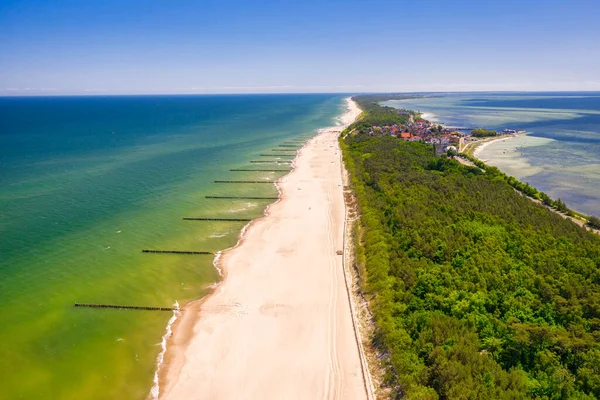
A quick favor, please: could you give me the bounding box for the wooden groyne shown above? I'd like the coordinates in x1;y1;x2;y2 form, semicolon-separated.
271;149;296;151
183;217;252;222
278;145;300;148
142;250;213;255
205;196;279;200
259;154;294;157
74;303;176;311
214;180;278;183
230;169;289;172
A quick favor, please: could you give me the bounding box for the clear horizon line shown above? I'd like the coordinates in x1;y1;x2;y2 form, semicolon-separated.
2;89;600;98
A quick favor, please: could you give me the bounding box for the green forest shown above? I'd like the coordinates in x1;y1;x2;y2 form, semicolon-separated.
349;95;419;133
472;128;498;137
341;135;600;399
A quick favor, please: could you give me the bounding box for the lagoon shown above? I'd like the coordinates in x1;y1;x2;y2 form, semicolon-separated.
384;92;600;216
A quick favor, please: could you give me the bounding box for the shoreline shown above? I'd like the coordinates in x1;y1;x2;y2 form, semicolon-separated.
464;132;524;158
420;111;436;122
153;143;296;399
463;135;600;236
154;98;365;399
472;134;518;159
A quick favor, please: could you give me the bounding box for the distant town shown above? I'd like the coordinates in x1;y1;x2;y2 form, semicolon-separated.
358;108;524;155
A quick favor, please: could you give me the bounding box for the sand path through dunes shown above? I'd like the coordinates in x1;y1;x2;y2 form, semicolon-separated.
160;105;368;400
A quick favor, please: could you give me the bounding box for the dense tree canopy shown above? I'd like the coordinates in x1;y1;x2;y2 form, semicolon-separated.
342;135;600;399
588;216;600;230
348;95;420;133
472;128;498;137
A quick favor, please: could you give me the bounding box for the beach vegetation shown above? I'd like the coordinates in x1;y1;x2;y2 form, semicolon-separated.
555;198;569;213
587;216;600;230
347;95;420;134
342;134;600;399
472;128;498;137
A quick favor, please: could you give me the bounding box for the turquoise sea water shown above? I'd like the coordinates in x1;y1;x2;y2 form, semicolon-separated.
0;94;346;399
384;93;600;216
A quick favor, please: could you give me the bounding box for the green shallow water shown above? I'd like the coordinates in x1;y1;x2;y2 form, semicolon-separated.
0;94;346;399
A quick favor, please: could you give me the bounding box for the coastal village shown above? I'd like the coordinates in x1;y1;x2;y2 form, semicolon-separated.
359;108;523;155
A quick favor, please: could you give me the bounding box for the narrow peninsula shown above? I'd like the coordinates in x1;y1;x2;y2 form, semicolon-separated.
340;95;600;399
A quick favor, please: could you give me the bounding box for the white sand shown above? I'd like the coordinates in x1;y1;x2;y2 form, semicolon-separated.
159;99;368;400
472;136;517;159
420;112;437;122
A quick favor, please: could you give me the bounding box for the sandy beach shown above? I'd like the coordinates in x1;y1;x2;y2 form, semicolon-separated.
158;99;368;400
420;112;437;122
472;135;518;159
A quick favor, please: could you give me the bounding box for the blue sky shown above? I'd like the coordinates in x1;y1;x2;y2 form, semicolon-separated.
1;0;599;95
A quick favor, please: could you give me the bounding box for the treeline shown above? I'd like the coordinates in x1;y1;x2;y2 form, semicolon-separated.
348;95;420;133
457;153;600;229
472;128;498;137
342;135;600;399
589;216;600;230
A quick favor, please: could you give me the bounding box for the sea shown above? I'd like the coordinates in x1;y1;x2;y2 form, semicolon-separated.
383;92;600;217
0;94;347;400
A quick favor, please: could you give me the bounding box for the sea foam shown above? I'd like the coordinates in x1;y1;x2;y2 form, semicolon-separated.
149;301;180;400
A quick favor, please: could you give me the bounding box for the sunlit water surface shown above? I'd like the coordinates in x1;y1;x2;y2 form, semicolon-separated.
0;94;346;399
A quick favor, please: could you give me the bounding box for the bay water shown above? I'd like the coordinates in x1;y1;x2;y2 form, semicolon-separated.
384;92;600;216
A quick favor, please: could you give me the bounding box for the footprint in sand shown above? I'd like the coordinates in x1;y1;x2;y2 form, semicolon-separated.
260;303;293;317
276;247;295;255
